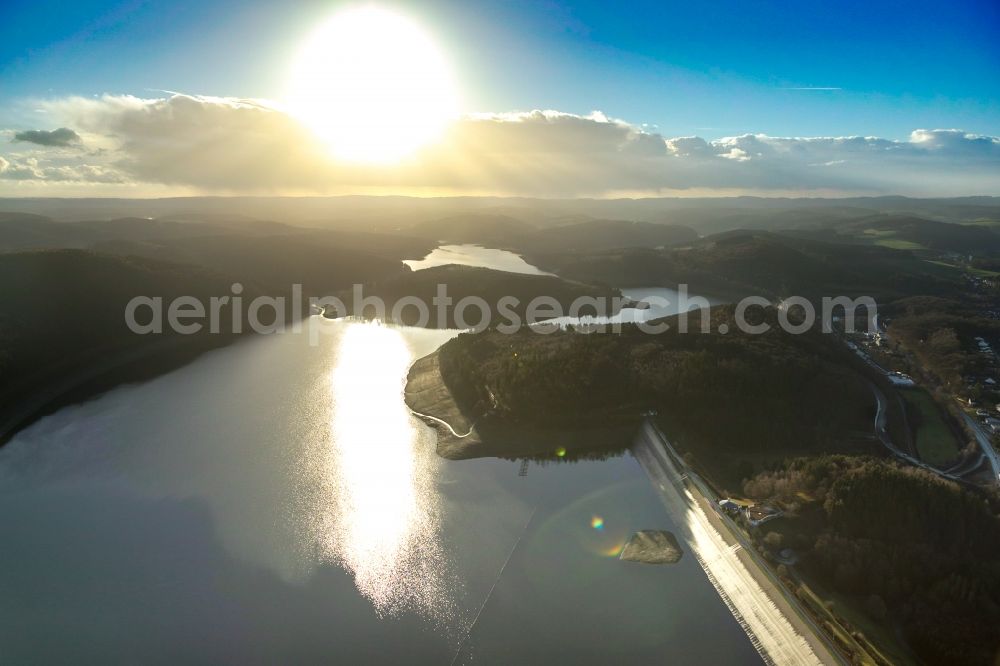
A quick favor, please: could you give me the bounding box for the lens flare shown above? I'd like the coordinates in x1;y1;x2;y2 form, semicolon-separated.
600;542;626;557
591;516;604;530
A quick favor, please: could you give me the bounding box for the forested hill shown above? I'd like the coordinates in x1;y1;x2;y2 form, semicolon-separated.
745;455;1000;665
529;230;962;300
437;305;873;473
337;264;622;328
0;250;262;429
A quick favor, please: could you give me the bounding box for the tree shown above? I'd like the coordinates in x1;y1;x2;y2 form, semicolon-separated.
864;594;887;621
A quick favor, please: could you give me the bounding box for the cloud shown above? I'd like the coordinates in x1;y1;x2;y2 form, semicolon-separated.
909;128;1000;156
0;155;43;180
718;147;751;162
12;127;81;147
0;153;125;183
1;93;997;196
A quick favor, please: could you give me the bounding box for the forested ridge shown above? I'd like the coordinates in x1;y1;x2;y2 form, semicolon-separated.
438;306;872;465
746;456;1000;665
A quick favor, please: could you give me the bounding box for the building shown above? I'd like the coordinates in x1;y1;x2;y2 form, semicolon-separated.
718;499;739;514
888;371;915;387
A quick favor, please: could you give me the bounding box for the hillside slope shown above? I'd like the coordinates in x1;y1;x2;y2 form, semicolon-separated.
0;250;262;438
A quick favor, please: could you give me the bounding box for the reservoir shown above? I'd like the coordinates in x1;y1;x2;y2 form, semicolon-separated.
0;321;761;663
404;244;725;327
0;246;762;663
403;243;555;276
542;286;728;329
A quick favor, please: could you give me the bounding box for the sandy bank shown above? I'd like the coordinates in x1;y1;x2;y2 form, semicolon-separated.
404;351;484;459
404;350;634;461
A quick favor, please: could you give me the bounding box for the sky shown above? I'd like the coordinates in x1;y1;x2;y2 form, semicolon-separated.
0;0;998;197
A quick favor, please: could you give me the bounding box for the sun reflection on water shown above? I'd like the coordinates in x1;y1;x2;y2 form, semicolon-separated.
314;323;460;620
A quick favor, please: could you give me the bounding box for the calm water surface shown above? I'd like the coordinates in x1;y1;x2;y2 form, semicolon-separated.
541;287;727;329
0;247;757;663
403;244;554;275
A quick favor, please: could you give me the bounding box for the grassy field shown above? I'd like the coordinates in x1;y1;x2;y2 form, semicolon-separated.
904;389;962;467
873;238;926;251
861;228;927;251
925;259;1000;278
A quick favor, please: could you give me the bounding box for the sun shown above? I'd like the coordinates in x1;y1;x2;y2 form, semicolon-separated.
286;6;459;163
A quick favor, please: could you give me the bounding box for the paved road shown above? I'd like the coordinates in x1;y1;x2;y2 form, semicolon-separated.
962;413;1000;484
843;326;999;487
632;420;840;666
869;383;966;482
409;410;476;438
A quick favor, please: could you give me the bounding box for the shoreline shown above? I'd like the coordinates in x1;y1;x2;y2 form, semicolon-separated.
0;310;328;447
634;419;844;666
403;351;483;458
403;346;844;663
403;349;634;460
0;332;247;447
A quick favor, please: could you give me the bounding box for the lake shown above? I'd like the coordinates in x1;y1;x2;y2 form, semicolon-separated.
0;246;759;663
0;321;761;663
404;245;726;327
404;243;555;276
540;286;728;330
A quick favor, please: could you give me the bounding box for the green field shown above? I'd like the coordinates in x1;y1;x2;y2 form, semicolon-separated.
924;259;1000;278
873;238;926;251
904;390;962;467
960;219;1000;228
862;228;896;238
860;228;926;251
968;266;1000;278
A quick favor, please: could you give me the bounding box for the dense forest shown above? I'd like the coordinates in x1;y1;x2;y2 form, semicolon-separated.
438;305;873;479
786;214;1000;256
405;213;699;252
0;212;430;296
745;455;1000;665
0;218;431;440
884;296;1000;387
529;230;963;300
0;250;265;438
0;250;256;369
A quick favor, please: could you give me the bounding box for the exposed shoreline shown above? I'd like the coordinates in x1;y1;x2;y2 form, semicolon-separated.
403;351;483;458
403;349;634;460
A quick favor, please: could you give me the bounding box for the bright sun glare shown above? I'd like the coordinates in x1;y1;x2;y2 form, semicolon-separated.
287;6;459;163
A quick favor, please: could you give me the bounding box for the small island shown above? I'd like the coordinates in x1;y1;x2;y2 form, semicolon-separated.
619;530;683;564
